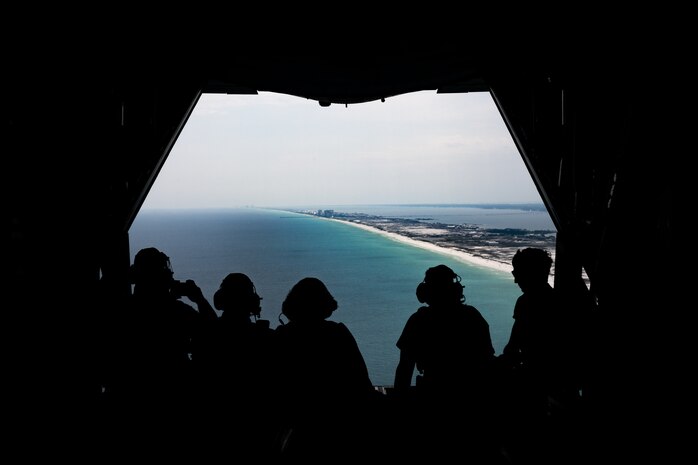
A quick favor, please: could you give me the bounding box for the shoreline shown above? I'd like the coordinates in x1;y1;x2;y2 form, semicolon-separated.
327;217;515;273
281;207;559;277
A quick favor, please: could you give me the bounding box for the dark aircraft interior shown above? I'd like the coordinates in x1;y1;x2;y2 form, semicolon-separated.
6;32;680;461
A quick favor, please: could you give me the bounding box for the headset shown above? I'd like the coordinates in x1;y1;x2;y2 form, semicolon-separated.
416;264;464;304
280;277;337;322
129;247;174;284
213;272;262;318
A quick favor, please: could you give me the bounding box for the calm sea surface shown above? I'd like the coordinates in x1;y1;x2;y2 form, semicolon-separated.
130;205;555;386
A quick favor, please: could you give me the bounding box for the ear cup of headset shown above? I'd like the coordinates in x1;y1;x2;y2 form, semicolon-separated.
214;284;262;314
249;291;262;317
416;281;429;303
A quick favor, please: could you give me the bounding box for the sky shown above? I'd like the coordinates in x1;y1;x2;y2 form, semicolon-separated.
141;90;543;209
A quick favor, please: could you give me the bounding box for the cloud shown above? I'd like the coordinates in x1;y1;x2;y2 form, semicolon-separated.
143;90;541;209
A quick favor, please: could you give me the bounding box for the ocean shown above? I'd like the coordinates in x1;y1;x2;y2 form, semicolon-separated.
129;205;556;386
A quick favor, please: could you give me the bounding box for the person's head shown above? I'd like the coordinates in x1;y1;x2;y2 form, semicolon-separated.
281;277;338;323
214;272;262;319
511;248;553;291
130;247;175;294
416;264;465;306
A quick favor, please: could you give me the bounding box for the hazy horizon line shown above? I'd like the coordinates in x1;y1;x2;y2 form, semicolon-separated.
140;201;547;212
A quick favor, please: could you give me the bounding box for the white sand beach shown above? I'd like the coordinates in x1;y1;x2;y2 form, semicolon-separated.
327;217;514;274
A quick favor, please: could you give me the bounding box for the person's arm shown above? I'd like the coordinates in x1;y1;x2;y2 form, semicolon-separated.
501;316;524;370
501;297;524;361
182;279;218;321
394;312;418;394
394;350;415;393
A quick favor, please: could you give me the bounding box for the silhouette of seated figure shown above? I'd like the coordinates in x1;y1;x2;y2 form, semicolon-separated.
193;272;276;456
272;277;378;459
104;247;216;456
393;264;497;460
196;272;273;398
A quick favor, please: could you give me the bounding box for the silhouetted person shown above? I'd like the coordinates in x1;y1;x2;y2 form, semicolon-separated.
104;247;216;457
498;247;581;464
193;272;276;458
393;264;498;461
273;277;379;460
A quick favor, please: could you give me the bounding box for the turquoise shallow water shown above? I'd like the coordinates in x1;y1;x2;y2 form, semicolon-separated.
130;207;530;386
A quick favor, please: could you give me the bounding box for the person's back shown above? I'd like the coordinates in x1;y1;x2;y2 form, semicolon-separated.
195;273;274;400
403;302;495;396
395;265;495;396
506;281;566;378
272;277;378;459
206;313;274;394
275;318;373;404
193;272;276;459
393;265;497;461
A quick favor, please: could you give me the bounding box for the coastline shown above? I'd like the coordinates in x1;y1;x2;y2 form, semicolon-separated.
327;216;515;273
273;207;558;276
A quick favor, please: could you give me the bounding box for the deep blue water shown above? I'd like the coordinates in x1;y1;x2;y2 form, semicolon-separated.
130;206;552;386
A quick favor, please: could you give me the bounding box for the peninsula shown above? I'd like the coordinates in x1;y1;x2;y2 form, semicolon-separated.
290;209;558;274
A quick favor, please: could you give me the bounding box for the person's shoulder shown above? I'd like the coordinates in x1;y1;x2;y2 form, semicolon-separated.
402;306;430;326
273;322;291;335
256;325;276;340
324;321;361;341
460;303;482;314
515;292;533;307
173;299;199;314
458;303;488;323
253;320;273;331
413;306;431;317
326;320;351;333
